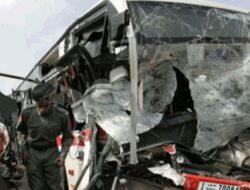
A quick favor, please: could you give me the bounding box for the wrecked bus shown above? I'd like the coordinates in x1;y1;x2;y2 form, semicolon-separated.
13;0;250;189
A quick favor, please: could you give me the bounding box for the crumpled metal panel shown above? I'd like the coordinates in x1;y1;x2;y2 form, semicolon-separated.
72;82;162;145
128;1;250;152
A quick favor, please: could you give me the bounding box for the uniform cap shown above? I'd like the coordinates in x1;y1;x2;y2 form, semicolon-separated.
31;83;55;101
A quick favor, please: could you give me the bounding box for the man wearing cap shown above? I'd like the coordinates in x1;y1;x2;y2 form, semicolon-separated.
17;83;73;190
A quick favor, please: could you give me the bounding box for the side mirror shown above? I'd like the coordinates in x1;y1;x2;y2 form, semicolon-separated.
110;11;130;41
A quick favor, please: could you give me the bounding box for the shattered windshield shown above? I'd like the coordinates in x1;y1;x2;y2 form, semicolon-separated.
128;1;250;43
128;1;250;152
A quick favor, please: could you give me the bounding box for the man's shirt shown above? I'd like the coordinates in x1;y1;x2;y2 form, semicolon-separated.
17;105;73;155
0;130;6;153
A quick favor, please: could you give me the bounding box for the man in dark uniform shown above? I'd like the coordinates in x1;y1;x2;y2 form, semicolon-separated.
17;83;73;190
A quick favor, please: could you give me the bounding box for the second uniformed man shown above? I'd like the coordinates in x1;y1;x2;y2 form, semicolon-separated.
17;83;73;190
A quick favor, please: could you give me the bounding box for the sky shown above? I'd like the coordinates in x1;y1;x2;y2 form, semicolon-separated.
0;0;249;95
0;0;98;95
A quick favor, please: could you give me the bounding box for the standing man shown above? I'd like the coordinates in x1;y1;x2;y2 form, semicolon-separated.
17;83;73;190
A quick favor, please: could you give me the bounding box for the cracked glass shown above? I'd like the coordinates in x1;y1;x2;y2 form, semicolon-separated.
128;1;250;152
71;81;162;145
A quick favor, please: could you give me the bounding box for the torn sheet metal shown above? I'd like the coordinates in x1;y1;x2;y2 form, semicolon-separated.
128;2;250;152
72;81;162;145
148;164;185;186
